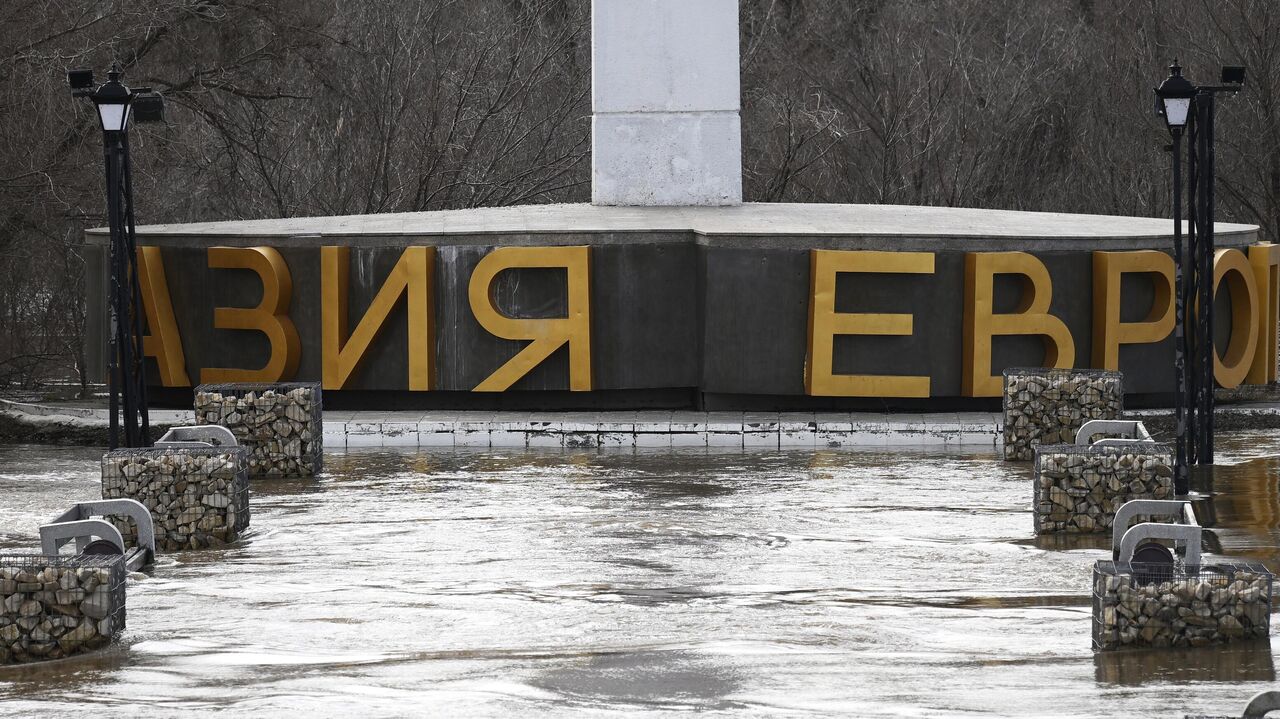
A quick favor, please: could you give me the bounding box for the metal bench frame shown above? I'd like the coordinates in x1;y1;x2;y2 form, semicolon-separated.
39;499;155;572
1111;499;1201;564
154;424;238;448
1246;691;1280;718
1076;419;1154;448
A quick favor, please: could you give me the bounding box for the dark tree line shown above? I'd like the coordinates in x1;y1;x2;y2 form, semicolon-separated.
1;0;1276;389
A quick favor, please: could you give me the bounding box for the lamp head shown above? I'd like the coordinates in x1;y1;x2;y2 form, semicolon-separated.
1154;60;1196;132
90;66;132;133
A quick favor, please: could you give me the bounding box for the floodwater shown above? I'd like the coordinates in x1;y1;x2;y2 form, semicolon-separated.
1;434;1280;717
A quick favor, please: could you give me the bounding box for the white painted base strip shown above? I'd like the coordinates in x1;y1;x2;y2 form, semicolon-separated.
8;400;1278;451
323;411;1004;449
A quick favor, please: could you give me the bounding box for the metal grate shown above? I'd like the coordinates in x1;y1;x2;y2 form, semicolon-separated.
1092;560;1273;651
0;553;126;664
195;382;323;477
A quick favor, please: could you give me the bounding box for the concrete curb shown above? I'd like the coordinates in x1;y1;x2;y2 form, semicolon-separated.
1;402;1001;448
323;410;1004;449
4;400;1278;449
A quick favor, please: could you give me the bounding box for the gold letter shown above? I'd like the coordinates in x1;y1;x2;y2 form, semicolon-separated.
1212;248;1259;389
963;252;1075;397
1091;251;1175;370
200;247;302;384
136;247;190;387
469;246;591;392
321;246;434;391
1248;243;1280;384
805;250;934;397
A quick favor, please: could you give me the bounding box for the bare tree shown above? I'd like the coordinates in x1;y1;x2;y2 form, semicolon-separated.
1;0;1277;389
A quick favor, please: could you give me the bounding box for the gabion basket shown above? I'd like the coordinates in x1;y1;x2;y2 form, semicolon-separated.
1033;442;1173;534
0;553;126;664
195;382;323;477
1092;560;1273;651
1003;367;1124;461
102;446;250;551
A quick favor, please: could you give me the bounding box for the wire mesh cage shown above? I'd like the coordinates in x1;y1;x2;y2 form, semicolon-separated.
0;553;126;664
102;446;250;551
1002;367;1124;461
194;382;323;477
1033;442;1174;534
1092;560;1273;651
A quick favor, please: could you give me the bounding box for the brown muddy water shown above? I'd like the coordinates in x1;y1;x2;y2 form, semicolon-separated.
1;434;1280;717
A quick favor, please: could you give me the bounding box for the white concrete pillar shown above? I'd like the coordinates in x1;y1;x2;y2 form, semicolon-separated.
591;0;742;206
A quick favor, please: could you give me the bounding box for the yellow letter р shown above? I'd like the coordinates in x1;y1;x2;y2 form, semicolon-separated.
1091;250;1175;371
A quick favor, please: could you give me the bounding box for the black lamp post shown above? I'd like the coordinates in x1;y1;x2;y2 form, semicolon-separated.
1154;61;1245;494
69;65;165;449
1155;62;1196;496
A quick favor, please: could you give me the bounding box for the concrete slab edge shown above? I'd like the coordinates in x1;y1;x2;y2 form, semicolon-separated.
322;411;1003;448
7;401;1278;450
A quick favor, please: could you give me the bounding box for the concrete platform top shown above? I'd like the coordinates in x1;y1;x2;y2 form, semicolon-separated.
87;202;1258;249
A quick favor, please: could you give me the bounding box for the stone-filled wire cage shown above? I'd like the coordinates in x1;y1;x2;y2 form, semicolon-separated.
1033;442;1174;534
195;382;323;477
1092;560;1273;651
102;447;251;551
0;553;126;664
1002;367;1124;461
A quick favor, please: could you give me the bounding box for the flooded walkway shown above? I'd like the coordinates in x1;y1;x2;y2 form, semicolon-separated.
1;434;1279;716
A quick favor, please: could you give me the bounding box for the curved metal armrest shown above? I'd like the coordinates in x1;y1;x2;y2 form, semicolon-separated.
155;425;238;448
1118;522;1202;566
42;499;155;557
1111;500;1194;558
39;519;125;556
1076;419;1153;446
1245;690;1280;718
1076;419;1132;445
1091;438;1156;448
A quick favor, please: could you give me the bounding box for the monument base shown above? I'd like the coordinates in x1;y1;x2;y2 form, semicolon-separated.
83;202;1272;412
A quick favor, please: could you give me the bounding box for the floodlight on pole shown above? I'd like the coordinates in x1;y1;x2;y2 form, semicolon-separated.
68;69;95;97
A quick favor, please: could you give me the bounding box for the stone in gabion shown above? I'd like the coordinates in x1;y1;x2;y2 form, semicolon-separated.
1093;563;1272;650
102;448;249;552
0;555;124;664
1034;445;1173;533
1003;368;1123;461
195;383;322;477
